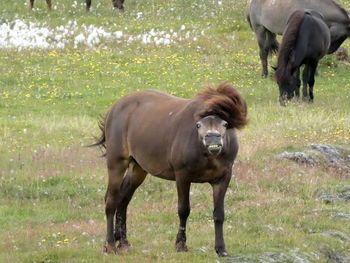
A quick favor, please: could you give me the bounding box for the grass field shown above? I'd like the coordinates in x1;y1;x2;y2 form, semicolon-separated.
1;0;350;262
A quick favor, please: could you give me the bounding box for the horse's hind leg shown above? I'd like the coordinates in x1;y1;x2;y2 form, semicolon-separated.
46;0;52;10
255;26;269;77
104;158;128;254
255;26;278;77
115;159;147;251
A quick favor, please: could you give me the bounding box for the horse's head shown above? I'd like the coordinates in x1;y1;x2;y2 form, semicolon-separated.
196;115;229;156
274;66;298;106
278;81;297;106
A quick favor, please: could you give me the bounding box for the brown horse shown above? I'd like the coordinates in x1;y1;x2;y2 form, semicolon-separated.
91;83;248;256
29;0;124;11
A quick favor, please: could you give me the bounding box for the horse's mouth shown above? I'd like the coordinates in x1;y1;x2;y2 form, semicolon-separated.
207;144;223;155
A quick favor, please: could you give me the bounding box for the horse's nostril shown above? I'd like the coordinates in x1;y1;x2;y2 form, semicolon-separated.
206;132;221;138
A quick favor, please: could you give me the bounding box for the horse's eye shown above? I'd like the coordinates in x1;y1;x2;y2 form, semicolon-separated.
196;123;201;129
223;122;228;128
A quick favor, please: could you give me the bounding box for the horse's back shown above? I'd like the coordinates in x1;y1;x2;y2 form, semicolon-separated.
296;12;330;62
105;90;190;178
249;0;349;34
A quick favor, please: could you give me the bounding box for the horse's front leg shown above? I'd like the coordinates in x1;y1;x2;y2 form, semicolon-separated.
294;68;301;99
211;173;231;257
302;65;310;101
175;178;191;252
307;61;318;103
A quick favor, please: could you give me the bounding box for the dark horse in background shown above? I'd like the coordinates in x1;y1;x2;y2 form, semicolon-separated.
275;10;330;105
91;83;248;256
29;0;125;11
247;0;350;77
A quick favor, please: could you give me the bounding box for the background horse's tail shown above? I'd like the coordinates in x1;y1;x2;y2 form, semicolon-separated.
266;30;279;55
275;10;305;85
246;9;278;56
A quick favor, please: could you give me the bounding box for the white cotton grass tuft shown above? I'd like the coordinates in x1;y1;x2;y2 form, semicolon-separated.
0;20;201;50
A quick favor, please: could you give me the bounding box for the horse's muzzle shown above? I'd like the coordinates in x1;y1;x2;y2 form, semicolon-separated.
204;133;223;155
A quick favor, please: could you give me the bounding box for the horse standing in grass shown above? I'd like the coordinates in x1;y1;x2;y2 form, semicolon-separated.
29;0;52;10
29;0;125;11
247;0;350;77
91;83;248;256
275;10;330;105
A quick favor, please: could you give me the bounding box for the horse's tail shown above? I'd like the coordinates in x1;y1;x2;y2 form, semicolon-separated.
246;9;278;56
246;12;252;30
87;116;107;156
275;10;305;85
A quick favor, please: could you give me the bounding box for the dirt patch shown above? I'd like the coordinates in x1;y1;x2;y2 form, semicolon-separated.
49;219;105;236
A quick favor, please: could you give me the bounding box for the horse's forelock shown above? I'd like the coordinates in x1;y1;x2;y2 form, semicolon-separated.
196;83;248;129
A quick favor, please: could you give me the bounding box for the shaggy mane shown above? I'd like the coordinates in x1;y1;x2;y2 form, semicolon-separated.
275;10;305;86
196;82;248;129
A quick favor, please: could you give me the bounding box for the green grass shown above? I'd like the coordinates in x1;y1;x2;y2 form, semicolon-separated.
1;0;350;262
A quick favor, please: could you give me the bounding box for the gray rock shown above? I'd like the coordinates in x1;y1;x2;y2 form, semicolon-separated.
227;251;314;263
316;186;350;204
277;144;350;173
332;213;350;220
277;152;317;166
322;230;350;243
264;224;286;234
324;248;350;263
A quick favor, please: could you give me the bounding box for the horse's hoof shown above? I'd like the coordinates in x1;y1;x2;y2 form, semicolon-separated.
117;240;131;252
176;241;188;252
103;243;117;254
216;247;229;257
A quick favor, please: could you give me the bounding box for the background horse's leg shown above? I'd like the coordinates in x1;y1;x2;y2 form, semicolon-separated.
46;0;52;10
294;67;301;99
211;173;231;257
29;0;34;9
104;159;128;254
112;0;125;10
254;26;278;77
86;0;91;11
175;178;191;252
307;62;318;103
115;160;147;251
302;65;310;101
255;26;269;77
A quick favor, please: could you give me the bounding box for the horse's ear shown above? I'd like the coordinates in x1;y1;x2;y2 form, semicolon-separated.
271;66;277;71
